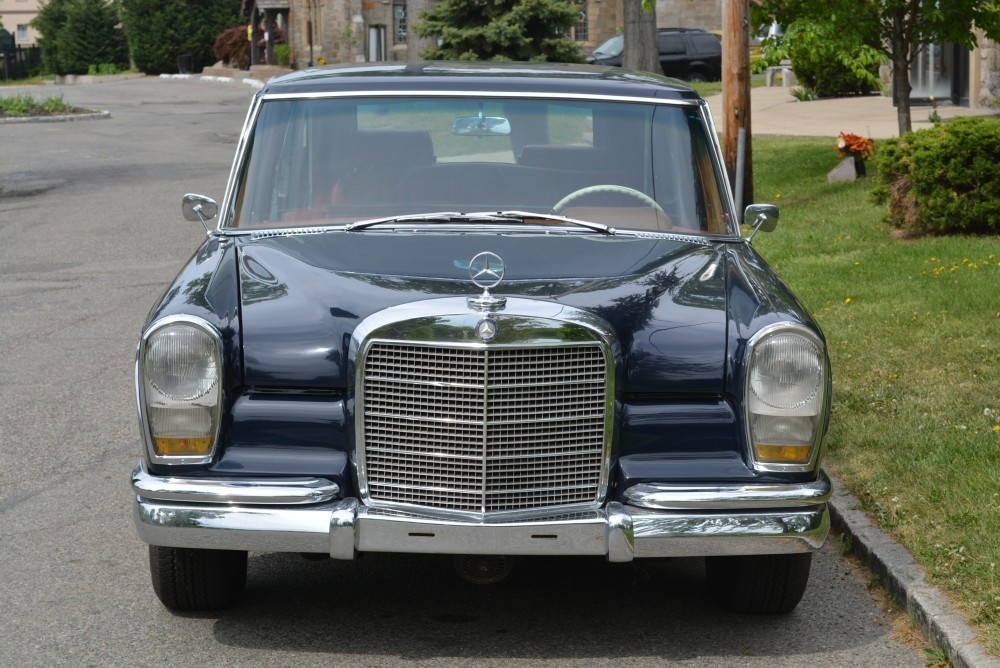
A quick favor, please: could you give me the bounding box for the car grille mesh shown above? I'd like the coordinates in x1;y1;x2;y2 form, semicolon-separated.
362;342;607;514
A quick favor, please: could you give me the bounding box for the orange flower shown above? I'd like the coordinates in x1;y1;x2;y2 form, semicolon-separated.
836;132;876;161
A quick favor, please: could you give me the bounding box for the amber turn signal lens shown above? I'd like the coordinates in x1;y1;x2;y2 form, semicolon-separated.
154;436;213;456
754;443;813;464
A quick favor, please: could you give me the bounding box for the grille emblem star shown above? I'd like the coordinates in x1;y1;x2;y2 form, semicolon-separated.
476;318;498;342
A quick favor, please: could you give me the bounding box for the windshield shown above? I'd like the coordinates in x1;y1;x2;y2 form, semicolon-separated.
591;36;623;57
229;96;731;236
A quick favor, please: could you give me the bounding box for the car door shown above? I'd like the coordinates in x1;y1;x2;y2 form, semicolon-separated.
656;33;688;79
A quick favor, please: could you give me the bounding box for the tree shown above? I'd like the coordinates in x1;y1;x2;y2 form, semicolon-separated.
32;0;127;75
406;0;436;61
32;0;72;74
621;0;658;74
60;0;128;73
753;0;1000;135
414;0;584;62
120;0;241;74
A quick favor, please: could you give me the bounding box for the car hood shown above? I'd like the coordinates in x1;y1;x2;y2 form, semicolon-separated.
237;231;729;394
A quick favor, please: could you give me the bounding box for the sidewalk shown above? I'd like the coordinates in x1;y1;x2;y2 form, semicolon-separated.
707;85;1000;139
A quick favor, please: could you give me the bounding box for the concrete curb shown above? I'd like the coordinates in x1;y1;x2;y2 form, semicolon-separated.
829;476;999;668
0;110;110;124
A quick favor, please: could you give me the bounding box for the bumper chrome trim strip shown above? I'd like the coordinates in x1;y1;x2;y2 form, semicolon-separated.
622;470;832;510
131;462;340;506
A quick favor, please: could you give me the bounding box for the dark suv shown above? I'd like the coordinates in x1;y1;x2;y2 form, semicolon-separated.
586;28;722;82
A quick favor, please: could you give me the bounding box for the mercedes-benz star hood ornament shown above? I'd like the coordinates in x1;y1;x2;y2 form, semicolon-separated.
467;251;507;312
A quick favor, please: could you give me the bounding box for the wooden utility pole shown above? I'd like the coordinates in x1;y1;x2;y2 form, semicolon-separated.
722;0;753;213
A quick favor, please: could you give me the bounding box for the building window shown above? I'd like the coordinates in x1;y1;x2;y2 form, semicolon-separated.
17;25;29;41
572;1;588;42
394;3;407;44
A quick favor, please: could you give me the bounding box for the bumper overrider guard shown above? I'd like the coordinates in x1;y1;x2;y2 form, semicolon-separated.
132;463;831;561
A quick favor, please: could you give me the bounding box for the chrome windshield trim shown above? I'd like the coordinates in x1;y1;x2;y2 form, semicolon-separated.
258;89;703;107
623;470;832;510
131;462;340;505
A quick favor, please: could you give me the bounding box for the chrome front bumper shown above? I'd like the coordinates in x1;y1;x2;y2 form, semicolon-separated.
132;463;831;561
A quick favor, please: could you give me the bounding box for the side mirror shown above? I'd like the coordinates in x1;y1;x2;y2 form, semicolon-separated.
182;194;218;234
743;203;778;242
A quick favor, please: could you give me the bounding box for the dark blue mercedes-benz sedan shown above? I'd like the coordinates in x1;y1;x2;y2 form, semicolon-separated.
131;61;831;614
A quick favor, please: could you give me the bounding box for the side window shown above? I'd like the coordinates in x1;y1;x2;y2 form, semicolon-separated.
657;34;684;55
691;34;721;55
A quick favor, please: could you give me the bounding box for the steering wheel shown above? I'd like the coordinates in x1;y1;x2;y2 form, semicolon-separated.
554;184;665;214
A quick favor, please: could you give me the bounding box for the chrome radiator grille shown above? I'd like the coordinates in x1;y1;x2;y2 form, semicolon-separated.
360;342;608;514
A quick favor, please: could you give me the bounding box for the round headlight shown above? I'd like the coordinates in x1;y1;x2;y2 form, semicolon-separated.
749;333;822;411
146;325;219;402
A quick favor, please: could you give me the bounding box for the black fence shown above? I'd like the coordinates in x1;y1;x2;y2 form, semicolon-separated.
2;45;43;81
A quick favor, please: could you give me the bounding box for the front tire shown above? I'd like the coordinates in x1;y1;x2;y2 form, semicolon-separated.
705;552;812;614
149;546;248;611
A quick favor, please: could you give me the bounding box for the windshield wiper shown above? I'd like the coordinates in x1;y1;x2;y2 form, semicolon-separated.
485;210;616;235
344;211;510;231
344;210;616;235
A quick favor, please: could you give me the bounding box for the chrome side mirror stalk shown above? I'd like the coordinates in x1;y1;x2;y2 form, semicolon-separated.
181;194;219;235
743;203;779;243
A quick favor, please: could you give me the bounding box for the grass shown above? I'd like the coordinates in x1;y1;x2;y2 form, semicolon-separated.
750;136;1000;655
0;94;89;117
689;74;767;98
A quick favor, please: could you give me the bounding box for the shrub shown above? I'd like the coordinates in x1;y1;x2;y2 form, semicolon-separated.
214;25;250;69
273;43;291;68
32;0;127;75
872;117;1000;235
121;0;242;75
757;20;882;98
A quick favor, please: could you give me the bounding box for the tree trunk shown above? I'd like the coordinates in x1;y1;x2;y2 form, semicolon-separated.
407;0;437;61
622;0;659;74
892;7;912;135
722;0;753;212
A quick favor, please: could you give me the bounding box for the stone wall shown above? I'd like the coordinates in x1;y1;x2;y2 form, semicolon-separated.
977;37;999;107
654;0;721;32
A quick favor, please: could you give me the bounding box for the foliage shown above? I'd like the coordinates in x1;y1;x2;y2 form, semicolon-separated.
121;0;242;74
31;0;71;74
872;117;1000;235
87;62;125;75
213;25;250;70
752;135;1000;655
836;132;875;161
790;86;816;101
32;0;127;75
273;43;291;68
415;0;584;63
752;0;1000;134
755;20;881;97
0;94;84;116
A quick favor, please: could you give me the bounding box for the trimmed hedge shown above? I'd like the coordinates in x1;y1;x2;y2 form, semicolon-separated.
873;117;1000;235
32;0;128;75
121;0;241;75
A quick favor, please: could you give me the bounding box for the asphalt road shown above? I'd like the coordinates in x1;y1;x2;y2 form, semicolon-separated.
0;77;926;667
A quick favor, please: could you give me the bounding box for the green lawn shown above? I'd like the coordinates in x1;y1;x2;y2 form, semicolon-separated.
750;136;1000;654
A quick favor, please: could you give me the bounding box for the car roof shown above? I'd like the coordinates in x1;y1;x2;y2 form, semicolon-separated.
259;61;704;102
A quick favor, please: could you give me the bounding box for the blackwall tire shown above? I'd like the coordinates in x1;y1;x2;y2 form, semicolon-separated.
705;552;812;615
148;545;248;611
